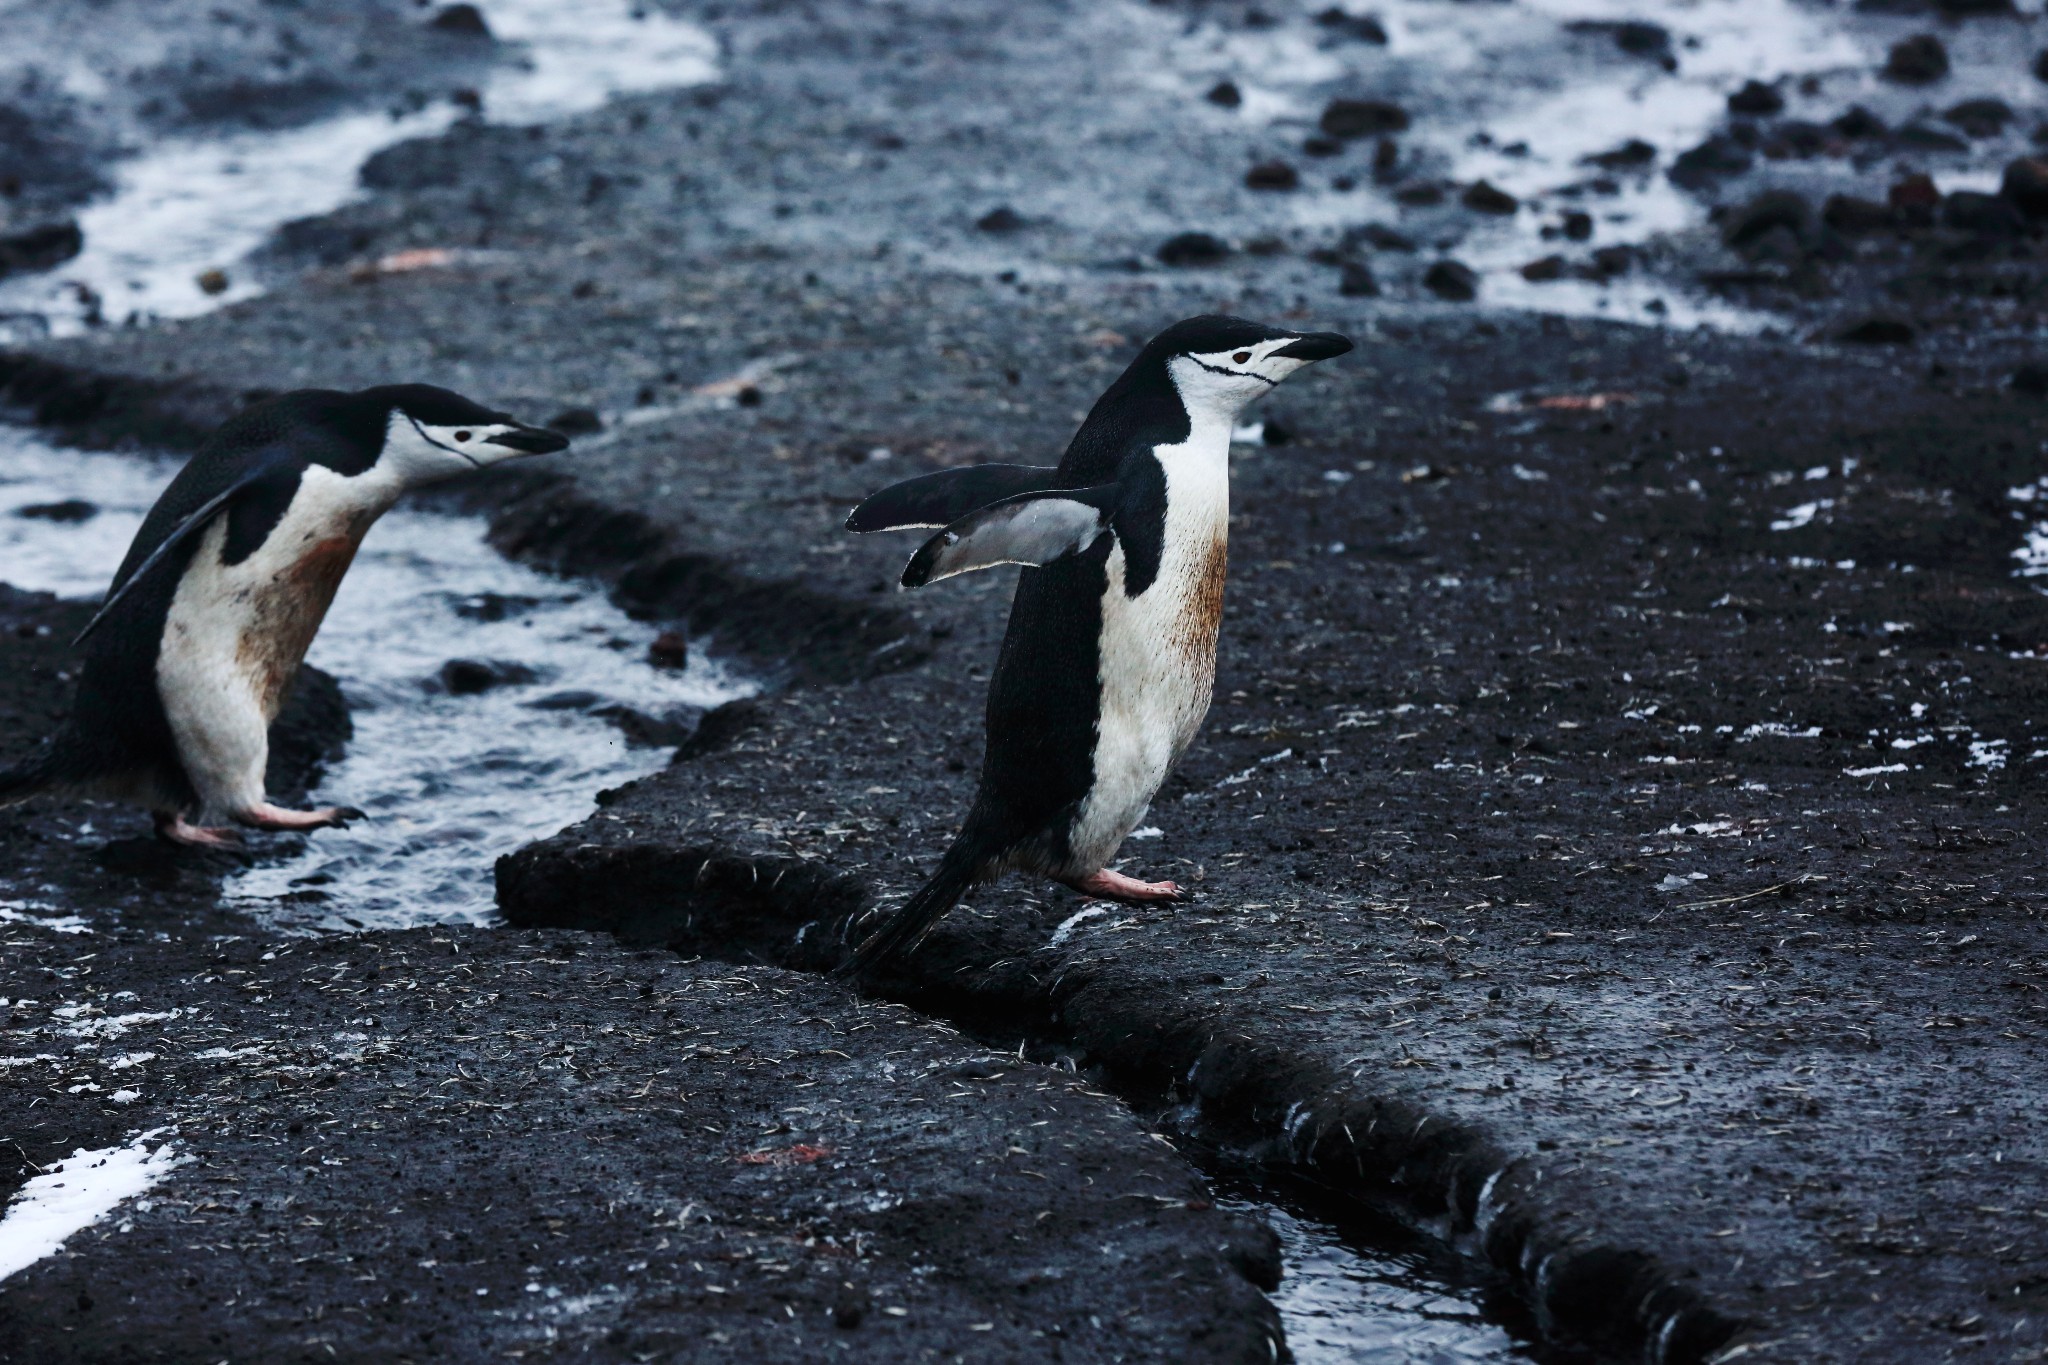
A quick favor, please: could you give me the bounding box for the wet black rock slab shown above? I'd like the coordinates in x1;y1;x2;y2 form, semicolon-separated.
0;927;1281;1362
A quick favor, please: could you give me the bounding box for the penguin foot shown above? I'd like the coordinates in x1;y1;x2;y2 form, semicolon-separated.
154;812;243;849
235;803;363;832
1065;869;1189;905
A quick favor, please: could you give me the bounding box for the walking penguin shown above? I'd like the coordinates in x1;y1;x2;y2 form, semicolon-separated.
841;315;1351;972
0;385;569;846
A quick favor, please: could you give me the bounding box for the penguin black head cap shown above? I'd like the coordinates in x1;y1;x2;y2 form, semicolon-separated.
1114;314;1353;419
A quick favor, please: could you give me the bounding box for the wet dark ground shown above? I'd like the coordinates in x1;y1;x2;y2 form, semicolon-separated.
3;0;2048;1360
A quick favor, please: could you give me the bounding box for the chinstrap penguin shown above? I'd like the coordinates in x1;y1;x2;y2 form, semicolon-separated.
841;315;1351;973
0;385;570;847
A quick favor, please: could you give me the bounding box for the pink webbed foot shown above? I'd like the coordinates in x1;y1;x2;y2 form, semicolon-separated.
154;812;243;849
1063;868;1191;905
234;802;365;833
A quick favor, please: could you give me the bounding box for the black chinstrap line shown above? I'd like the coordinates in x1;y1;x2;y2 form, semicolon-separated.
1185;354;1279;385
406;415;484;469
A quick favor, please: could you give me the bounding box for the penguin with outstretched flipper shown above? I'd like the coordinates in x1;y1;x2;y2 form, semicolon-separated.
842;315;1351;973
0;385;569;847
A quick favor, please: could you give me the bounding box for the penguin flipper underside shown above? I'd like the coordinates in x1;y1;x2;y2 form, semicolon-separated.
74;452;299;646
845;464;1061;533
900;485;1118;589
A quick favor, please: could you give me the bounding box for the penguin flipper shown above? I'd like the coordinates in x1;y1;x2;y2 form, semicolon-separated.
845;464;1060;533
900;485;1117;589
73;458;291;647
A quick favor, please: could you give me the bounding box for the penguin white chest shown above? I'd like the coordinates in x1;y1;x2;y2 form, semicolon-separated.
1069;445;1230;870
157;466;394;811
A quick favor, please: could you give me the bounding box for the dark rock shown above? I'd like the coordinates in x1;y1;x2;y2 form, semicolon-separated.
1586;139;1657;170
673;697;762;762
1315;7;1389;43
1943;98;2012;138
1935;0;2011;13
1422;259;1478;301
1822;194;1895;234
1205;81;1243;109
1883;34;1948;84
195;269;229;296
1521;255;1567;282
1337;261;1379;296
1727;80;1784;116
648;630;689;670
1259;416;1294;446
1245;161;1300;191
2037;50;2048;84
1372;138;1400;179
429;4;492;38
1302;135;1343;157
1762;122;1830;159
1888;172;1942;211
1349;223;1415;251
0;220;82;278
1724;190;1813;255
1568;20;1674;66
546;407;603;436
1244;235;1287;256
2002;156;2048;218
1896;122;1969;153
1832;105;1887;140
975;205;1025;232
1942;190;2025;236
1461;180;1519;214
1157;232;1231;267
1669;135;1752;187
1561;210;1594;240
1837;317;1916;344
13;499;95;523
438;659;539;695
1319;98;1408;139
1393;183;1445;206
596;705;701;749
1589;245;1634;276
527;690;604;711
2011;363;2048;395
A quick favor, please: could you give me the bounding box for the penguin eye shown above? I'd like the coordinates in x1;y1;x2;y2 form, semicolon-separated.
1232;352;1252;365
454;430;473;443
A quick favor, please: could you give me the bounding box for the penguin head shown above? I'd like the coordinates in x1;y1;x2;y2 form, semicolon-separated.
366;384;571;483
1150;315;1354;422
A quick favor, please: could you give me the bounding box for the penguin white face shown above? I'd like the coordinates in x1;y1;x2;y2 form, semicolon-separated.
1166;331;1354;423
377;407;571;485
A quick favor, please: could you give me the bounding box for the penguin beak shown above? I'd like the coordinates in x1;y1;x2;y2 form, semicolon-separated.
486;425;571;455
1272;332;1354;362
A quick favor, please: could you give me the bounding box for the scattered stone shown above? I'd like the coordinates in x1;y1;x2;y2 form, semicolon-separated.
1724;190;1813;257
647;630;689;670
1833;105;1887;140
1337;261;1379;296
0;220;82;277
1762;122;1830;160
596;704;700;748
545;407;603;436
1586;139;1657;169
1319;98;1408;139
1461;180;1518;214
1822;195;1895;234
1422;259;1478;301
1896;122;1968;153
2002;156;2048;219
1351;223;1415;251
1943;98;2012;138
1157;231;1231;266
1935;0;2010;13
1521;255;1567;282
1393;183;1445;206
1205;81;1243;109
1942;190;2025;236
1727;80;1785;116
1315;7;1389;43
13;499;95;523
1561;210;1594;240
428;4;492;38
527;689;604;711
1837;317;1916;345
1669;135;1753;187
438;658;539;695
195;268;230;296
2037;50;2048;84
1245;161;1300;191
2011;363;2048;395
1568;20;1674;67
1589;245;1633;276
1888;173;1942;211
975;205;1025;232
1302;135;1343;157
1883;34;1948;84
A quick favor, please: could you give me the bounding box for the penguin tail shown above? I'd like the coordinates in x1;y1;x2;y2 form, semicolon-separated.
838;838;988;980
0;747;60;809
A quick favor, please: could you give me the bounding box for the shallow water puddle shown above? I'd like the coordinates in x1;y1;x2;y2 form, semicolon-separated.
0;0;718;337
0;424;750;931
